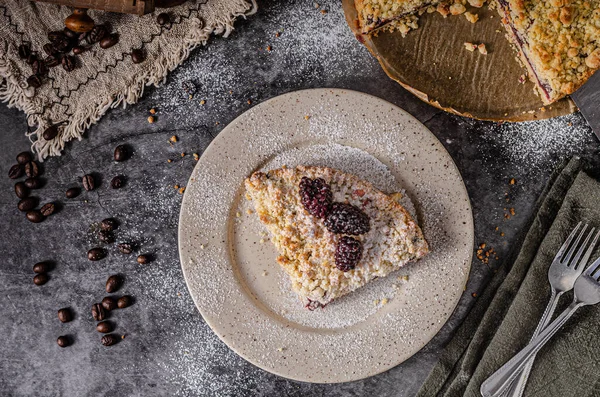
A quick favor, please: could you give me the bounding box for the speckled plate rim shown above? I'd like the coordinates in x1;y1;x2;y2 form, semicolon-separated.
178;88;474;383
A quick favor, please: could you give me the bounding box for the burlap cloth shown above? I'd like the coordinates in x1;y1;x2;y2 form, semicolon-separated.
0;0;257;160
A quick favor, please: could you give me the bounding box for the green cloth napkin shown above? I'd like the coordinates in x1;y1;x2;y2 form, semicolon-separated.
417;158;600;397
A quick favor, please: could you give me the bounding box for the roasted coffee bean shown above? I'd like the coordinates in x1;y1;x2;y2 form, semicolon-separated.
111;175;124;189
101;334;118;346
25;177;42;189
96;321;112;333
131;49;145;64
117;295;132;309
113;145;128;161
44;56;61;68
18;197;38;212
87;247;106;261
91;303;106;321
65;187;80;198
78;31;89;42
62;55;76;72
72;46;84;55
18;44;31;59
48;31;65;42
26;54;37;65
63;28;78;39
137;255;150;264
52;37;71;53
43;124;59;140
157;13;170;25
82;174;95;191
57;308;72;323
100;218;118;231
26;210;44;223
24;161;39;177
16;151;33;164
57;335;69;347
98;230;115;243
87;25;107;44
105;275;122;293
99;33;119;49
40;203;55;216
33;273;48;285
32;59;48;76
43;43;57;56
33;262;49;273
8;164;23;179
117;243;133;254
27;75;42;88
101;296;117;311
15;182;29;199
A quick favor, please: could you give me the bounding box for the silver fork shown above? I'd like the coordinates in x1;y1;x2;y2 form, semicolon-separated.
480;223;600;397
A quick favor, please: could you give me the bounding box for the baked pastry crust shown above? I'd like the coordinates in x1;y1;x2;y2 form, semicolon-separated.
495;0;600;104
244;166;429;306
355;0;441;34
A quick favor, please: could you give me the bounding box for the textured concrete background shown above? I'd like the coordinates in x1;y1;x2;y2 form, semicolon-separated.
1;1;599;396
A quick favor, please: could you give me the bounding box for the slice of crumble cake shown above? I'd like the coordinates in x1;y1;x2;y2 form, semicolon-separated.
494;0;600;103
244;166;429;307
355;0;443;35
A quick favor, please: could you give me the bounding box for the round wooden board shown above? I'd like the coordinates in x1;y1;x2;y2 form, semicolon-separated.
342;0;577;121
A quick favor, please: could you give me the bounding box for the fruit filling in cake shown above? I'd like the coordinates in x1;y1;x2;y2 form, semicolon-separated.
244;166;429;307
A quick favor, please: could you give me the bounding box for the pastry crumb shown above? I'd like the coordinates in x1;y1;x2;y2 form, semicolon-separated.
464;42;477;52
464;11;479;23
450;3;466;15
477;44;488;55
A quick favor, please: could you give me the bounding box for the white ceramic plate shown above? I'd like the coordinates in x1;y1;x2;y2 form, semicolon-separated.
178;89;473;383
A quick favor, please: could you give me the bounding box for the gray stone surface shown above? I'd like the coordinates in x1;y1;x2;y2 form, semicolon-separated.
0;1;599;396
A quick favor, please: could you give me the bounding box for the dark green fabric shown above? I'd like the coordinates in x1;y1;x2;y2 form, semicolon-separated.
417;158;600;397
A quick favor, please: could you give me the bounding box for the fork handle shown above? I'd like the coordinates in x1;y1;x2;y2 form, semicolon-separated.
480;301;583;397
504;289;562;397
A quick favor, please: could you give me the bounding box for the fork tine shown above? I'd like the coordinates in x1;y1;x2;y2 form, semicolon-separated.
584;256;600;277
562;223;588;265
555;222;582;262
576;230;600;271
571;228;597;270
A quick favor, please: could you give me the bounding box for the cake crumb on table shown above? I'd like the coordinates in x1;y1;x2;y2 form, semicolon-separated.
464;42;477;52
477;44;488;55
450;3;466;15
464;11;479;23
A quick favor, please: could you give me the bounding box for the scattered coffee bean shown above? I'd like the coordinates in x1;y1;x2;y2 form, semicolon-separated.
24;177;42;189
43;43;57;57
96;321;112;333
65;187;80;198
111;175;125;189
40;203;55;217
57;308;72;323
62;55;76;72
136;254;150;264
72;46;84;55
15;182;30;199
91;303;106;321
78;31;89;42
27;75;42;89
52;37;71;53
157;13;170;25
57;335;69;347
18;44;31;59
63;28;78;39
43;124;59;140
98;230;115;243
82;174;95;191
33;273;48;285
106;275;122;293
131;49;145;64
32;59;48;76
44;56;61;68
16;152;33;164
113;145;128;161
100;218;118;231
48;30;65;42
24;161;39;177
33;262;49;273
99;33;119;49
101;296;117;311
117;295;132;309
18;197;38;212
87;247;106;261
117;243;133;254
8;164;23;179
26;210;45;223
101;334;118;346
87;25;107;44
26;54;37;65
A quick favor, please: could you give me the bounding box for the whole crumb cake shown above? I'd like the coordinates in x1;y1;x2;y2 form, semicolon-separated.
244;165;429;307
